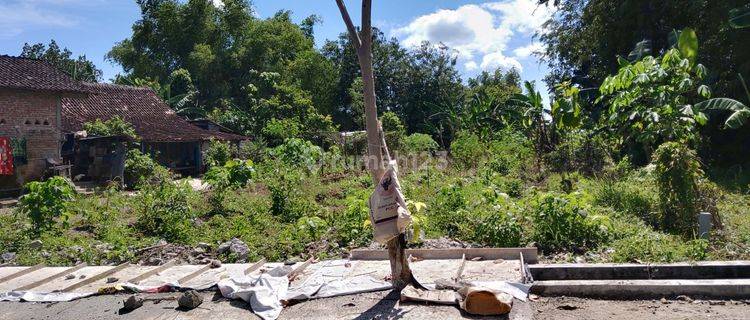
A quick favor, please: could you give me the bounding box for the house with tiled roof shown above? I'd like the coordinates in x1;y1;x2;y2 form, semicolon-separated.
0;55;248;191
0;55;89;190
61;83;247;175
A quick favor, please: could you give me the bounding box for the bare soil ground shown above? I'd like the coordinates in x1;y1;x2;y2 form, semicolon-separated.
2;291;750;320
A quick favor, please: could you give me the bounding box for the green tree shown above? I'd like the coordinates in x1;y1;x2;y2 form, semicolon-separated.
21;40;102;82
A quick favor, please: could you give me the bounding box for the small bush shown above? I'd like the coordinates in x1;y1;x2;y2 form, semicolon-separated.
204;159;255;190
594;180;658;226
124;149;170;189
204;139;232;168
544;132;610;175
262;118;301;146
503;178;524;198
269;138;322;171
426;185;467;237
530;195;608;252
652;142;703;236
611;232;708;263
135;180;196;243
331;192;372;247
472;210;523;247
18;177;76;233
403;133;439;154
381;112;406;151
450;132;485;168
83;116;139;140
267;170;320;223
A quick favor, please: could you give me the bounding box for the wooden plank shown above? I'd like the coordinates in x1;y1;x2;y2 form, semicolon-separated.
0;264;43;284
288;258;313;281
351;248;539;264
177;263;213;285
62;263;130;292
520;252;533;283
244;258;266;275
15;263;87;291
127;260;177;284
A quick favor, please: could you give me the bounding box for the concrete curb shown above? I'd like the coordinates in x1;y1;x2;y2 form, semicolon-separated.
529;261;750;280
531;279;750;299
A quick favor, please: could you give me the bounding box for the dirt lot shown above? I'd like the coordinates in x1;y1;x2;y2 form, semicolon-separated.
2;290;750;320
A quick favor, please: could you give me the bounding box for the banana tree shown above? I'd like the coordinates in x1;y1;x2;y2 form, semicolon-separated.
696;74;750;129
509;81;552;166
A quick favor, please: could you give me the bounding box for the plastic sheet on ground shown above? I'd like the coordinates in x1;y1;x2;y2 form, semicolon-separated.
0;291;94;302
217;266;290;320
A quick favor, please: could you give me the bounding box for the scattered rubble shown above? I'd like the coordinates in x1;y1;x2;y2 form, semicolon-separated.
217;238;249;262
29;240;43;249
178;290;203;310
122;295;144;312
1;252;16;262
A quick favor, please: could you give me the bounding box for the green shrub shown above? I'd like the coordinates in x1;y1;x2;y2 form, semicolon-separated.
472;210;522;247
296;216;329;240
652;142;703;236
83;116;139;140
269;138;322;171
18;177;76;233
262;118;301;146
594;180;658;226
124;149;170;188
403;133;439;154
426;185;467;237
530;195;608;252
611;232;708;263
503;178;524;198
450;132;485;168
267;170;320;223
381;112;406;151
135;180;196;243
204;159;255;190
204;139;232;168
544;132;610;175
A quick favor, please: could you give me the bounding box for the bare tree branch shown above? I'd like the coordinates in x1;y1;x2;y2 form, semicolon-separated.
335;0;362;51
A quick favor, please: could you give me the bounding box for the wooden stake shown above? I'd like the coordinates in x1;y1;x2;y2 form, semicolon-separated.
15;263;87;291
244;258;267;275
62;263;129;292
127;260;177;284
177;263;213;285
287;258;313;281
0;264;44;284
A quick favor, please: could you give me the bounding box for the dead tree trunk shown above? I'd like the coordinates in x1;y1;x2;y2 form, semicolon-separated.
335;0;414;290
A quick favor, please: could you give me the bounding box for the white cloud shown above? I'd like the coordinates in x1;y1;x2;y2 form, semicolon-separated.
394;0;554;74
0;0;81;39
513;42;543;59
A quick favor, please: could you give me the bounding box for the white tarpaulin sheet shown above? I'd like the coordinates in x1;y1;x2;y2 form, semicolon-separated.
0;291;95;302
217;266;290;320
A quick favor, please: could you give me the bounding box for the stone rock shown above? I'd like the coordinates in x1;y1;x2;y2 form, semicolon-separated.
178;290;203;310
147;257;163;266
65;274;76;280
122;295;144;312
1;252;16;262
210;259;222;268
196;242;211;251
79;274;86;279
218;238;248;262
29;240;43;249
70;245;84;253
676;295;693;303
106;277;119;283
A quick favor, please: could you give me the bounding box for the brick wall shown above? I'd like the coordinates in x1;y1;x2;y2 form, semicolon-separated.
0;89;63;186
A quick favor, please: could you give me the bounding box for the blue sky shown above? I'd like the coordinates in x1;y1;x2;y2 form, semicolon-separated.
0;0;553;101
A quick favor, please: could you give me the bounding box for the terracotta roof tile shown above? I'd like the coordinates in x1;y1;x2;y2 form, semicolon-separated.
61;83;248;142
0;55;87;93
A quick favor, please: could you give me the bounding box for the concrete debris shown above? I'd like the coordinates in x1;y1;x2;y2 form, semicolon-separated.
217;238;249;262
122;295;144;312
210;259;222;268
710;300;726;306
1;252;16;262
79;274;86;279
177;290;203;310
29;240;43;250
660;298;670;304
65;274;76;280
106;277;119;284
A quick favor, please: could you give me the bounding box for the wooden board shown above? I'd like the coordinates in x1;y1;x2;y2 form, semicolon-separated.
15;263;87;291
0;264;43;284
351;248;538;264
62;263;130;292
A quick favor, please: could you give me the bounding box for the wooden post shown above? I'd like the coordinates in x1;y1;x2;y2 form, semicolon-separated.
335;0;414;290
